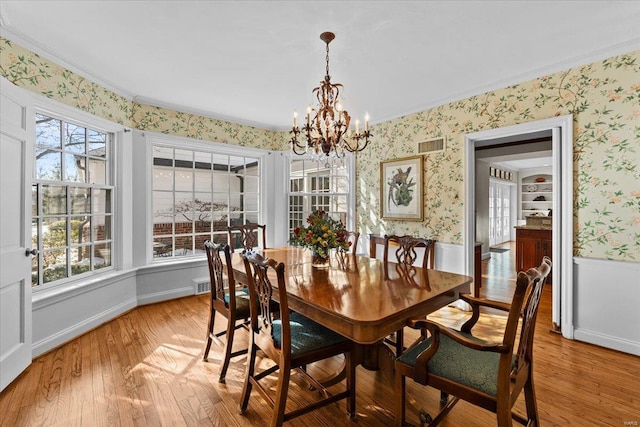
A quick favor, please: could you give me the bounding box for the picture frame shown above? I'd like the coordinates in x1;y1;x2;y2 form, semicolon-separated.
380;155;423;221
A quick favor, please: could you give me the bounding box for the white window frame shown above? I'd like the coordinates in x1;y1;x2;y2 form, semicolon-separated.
144;133;268;263
286;154;356;238
31;97;124;292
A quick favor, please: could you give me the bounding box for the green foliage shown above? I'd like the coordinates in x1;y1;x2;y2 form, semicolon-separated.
289;211;349;259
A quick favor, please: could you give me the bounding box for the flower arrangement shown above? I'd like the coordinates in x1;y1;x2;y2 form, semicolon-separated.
289;210;350;260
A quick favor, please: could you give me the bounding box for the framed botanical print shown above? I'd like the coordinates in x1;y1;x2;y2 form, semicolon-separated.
380;156;423;221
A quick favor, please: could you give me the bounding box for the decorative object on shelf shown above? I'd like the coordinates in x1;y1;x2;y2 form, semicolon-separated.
380;156;424;221
533;195;546;201
290;31;371;161
535;177;546;182
289;210;350;267
489;166;513;181
527;184;538;192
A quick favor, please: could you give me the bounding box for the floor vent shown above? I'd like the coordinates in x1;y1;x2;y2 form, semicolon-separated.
193;277;210;295
417;137;445;154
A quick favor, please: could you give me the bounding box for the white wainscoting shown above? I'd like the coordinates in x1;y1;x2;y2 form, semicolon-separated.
136;259;209;306
31;258;210;357
573;257;640;356
32;270;137;357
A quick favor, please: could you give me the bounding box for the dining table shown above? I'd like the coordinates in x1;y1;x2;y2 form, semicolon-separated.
227;246;473;380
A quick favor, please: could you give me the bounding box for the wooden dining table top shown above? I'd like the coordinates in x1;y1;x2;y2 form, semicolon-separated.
228;247;473;345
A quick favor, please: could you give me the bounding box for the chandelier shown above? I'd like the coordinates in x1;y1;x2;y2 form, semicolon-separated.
290;31;371;160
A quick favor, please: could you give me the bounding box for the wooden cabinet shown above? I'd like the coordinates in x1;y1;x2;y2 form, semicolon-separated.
515;228;552;284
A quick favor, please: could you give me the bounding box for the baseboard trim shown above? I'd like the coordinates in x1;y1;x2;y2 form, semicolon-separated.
136;286;194;306
32;296;137;358
574;328;640;357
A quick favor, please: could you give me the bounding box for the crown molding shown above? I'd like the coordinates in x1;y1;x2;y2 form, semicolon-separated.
131;95;281;131
0;24;135;102
372;38;640;125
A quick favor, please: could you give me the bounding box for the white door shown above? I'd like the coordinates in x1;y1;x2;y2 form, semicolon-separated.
0;78;33;391
489;181;511;246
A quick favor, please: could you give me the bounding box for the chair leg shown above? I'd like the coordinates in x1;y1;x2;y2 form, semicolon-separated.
218;318;236;383
394;370;406;427
203;307;216;361
396;328;404;356
496;395;514;427
239;342;257;414
523;373;539;426
271;363;290;427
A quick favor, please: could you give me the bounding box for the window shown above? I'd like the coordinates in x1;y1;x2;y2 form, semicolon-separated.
31;113;113;287
151;145;261;259
288;158;351;238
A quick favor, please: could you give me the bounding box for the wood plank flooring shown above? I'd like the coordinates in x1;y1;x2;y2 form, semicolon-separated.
1;248;639;426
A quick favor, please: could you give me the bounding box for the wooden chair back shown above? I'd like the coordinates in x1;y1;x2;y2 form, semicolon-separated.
383;235;435;269
394;256;552;426
202;240;250;382
346;231;360;254
240;250;356;425
241;251;288;360
204;240;236;312
228;223;267;251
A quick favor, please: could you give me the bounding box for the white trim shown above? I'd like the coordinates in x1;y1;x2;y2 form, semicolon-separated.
29;94;126;294
283;152;357;239
0;26;135;101
136;286;194;306
141;130;270;264
368;39;640;126
32;93;128;134
573;257;640;356
464;115;574;338
32;269;137;309
142;129;270;157
32;296;137;357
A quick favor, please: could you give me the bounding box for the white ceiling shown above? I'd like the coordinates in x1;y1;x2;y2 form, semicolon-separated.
1;1;639;130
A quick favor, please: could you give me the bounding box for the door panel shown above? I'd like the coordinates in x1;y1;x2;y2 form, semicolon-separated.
0;78;33;391
489;181;512;246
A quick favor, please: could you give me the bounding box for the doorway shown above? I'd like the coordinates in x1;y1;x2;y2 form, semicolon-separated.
464;115;574;339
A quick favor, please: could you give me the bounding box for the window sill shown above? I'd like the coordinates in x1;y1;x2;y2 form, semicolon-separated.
32;269;137;310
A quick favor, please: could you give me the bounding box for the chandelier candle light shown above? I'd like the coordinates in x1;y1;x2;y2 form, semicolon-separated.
290;31;372;160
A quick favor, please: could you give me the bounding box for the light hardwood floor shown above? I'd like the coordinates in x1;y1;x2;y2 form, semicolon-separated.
1;249;639;426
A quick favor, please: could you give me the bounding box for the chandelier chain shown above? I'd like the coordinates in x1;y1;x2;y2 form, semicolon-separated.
325;41;330;78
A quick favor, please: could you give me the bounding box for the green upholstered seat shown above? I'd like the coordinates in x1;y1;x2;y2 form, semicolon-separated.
223;288;251;317
398;331;513;397
271;312;349;357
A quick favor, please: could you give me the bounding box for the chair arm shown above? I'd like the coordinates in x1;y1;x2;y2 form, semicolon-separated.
460;293;511;312
407;318;508;353
411;319;509;384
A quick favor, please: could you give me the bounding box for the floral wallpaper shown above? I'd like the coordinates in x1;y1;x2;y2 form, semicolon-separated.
0;37;282;151
357;50;640;262
1;36;638;261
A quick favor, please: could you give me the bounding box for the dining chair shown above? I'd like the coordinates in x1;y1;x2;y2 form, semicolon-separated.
228;223;267;251
202;240;250;383
383;235;436;355
239;250;356;427
394;256;552;427
346;230;360;254
383;234;435;269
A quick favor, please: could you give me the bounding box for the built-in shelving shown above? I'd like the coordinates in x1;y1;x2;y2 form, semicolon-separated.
520;173;552;219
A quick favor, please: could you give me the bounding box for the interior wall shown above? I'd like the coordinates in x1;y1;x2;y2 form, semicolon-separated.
474;159;490;257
